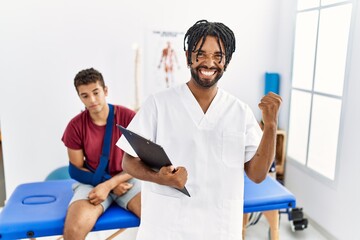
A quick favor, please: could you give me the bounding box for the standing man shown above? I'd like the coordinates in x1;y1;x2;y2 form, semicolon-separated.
62;68;141;240
117;20;281;240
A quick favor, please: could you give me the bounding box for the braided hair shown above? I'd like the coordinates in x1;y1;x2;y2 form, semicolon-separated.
184;20;236;70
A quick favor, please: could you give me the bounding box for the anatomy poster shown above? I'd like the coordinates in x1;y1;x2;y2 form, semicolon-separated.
143;30;188;100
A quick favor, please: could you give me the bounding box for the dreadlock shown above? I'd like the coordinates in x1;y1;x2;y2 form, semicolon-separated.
184;20;236;70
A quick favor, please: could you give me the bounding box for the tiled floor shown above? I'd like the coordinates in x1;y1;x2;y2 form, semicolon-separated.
244;212;329;240
88;214;328;240
32;212;328;240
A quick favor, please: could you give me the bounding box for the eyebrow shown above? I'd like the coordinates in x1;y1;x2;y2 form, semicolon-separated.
194;49;224;54
79;87;100;97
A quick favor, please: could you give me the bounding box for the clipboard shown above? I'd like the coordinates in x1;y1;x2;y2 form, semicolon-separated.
117;125;190;197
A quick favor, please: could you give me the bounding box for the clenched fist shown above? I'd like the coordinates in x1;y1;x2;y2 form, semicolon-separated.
258;92;282;127
157;165;188;189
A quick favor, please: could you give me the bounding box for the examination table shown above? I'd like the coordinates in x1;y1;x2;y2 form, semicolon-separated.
0;175;295;239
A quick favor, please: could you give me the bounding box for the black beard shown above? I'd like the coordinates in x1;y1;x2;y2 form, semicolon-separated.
190;66;224;88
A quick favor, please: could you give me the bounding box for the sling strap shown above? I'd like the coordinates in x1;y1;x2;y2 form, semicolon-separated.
68;104;114;186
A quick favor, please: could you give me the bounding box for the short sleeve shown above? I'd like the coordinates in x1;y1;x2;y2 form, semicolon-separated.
116;95;158;157
61;119;82;150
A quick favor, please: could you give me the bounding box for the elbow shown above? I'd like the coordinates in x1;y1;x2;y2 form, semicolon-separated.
245;165;267;183
249;175;266;184
121;153;130;172
122;152;139;176
244;159;270;183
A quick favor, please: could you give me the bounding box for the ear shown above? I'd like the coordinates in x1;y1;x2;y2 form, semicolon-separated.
185;51;191;66
104;86;108;96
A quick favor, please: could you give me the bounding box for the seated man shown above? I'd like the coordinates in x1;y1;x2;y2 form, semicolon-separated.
61;68;141;240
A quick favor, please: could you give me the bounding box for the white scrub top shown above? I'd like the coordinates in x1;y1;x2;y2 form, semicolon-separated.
117;83;262;240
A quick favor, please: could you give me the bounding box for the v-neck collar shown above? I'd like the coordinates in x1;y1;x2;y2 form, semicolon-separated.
177;83;223;129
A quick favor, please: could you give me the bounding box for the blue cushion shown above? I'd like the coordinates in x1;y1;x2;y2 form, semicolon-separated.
45;166;70;181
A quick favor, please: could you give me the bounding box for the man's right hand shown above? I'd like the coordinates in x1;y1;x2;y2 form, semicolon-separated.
88;182;111;205
157;165;188;189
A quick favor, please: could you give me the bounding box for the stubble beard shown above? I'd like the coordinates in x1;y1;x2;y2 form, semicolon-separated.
190;66;224;88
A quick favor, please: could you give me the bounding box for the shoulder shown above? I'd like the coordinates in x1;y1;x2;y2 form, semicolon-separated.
114;105;136;116
135;87;175;117
67;109;88;127
218;88;257;120
152;84;182;100
62;110;88;143
113;104;136;126
219;88;249;109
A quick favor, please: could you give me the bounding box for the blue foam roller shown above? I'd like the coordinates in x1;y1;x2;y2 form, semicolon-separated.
265;72;280;95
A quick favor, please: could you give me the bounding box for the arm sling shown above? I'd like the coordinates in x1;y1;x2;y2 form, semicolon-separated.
68;104;114;186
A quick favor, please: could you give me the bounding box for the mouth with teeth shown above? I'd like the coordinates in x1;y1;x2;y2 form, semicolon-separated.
190;66;224;88
199;68;216;77
198;67;218;79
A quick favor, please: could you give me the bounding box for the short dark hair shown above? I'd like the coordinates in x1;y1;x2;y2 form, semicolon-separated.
184;20;236;70
74;68;105;92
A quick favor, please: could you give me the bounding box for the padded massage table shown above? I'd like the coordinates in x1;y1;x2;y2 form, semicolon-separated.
244;175;295;213
0;176;295;240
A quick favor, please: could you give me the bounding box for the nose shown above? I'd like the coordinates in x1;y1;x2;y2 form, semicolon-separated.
201;54;217;67
89;94;96;103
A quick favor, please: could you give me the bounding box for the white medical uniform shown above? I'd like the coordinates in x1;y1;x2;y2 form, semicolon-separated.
117;83;262;240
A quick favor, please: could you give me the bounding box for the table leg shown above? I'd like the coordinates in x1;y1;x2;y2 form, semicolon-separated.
243;213;250;239
263;210;279;240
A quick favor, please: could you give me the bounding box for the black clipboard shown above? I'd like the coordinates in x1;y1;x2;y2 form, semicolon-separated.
117;125;190;197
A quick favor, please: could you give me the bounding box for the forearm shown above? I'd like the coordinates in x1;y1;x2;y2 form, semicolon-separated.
245;123;277;183
123;152;188;189
122;152;161;184
74;165;91;172
102;172;133;191
67;148;88;171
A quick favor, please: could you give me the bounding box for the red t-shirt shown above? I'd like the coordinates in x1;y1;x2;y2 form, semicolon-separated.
61;105;135;176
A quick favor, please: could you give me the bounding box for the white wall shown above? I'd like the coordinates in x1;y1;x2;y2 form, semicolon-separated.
0;0;281;197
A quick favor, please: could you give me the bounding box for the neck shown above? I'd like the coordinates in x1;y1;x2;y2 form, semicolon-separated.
89;104;109;126
187;80;218;113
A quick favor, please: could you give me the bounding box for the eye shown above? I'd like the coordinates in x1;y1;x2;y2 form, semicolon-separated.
214;53;223;61
197;52;205;58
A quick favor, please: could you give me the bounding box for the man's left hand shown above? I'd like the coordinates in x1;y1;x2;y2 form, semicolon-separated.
258;92;282;127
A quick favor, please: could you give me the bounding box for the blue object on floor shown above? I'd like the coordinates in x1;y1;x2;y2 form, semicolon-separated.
45;166;70;180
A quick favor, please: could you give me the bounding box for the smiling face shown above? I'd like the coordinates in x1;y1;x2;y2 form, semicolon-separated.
188;36;226;89
77;81;108;114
